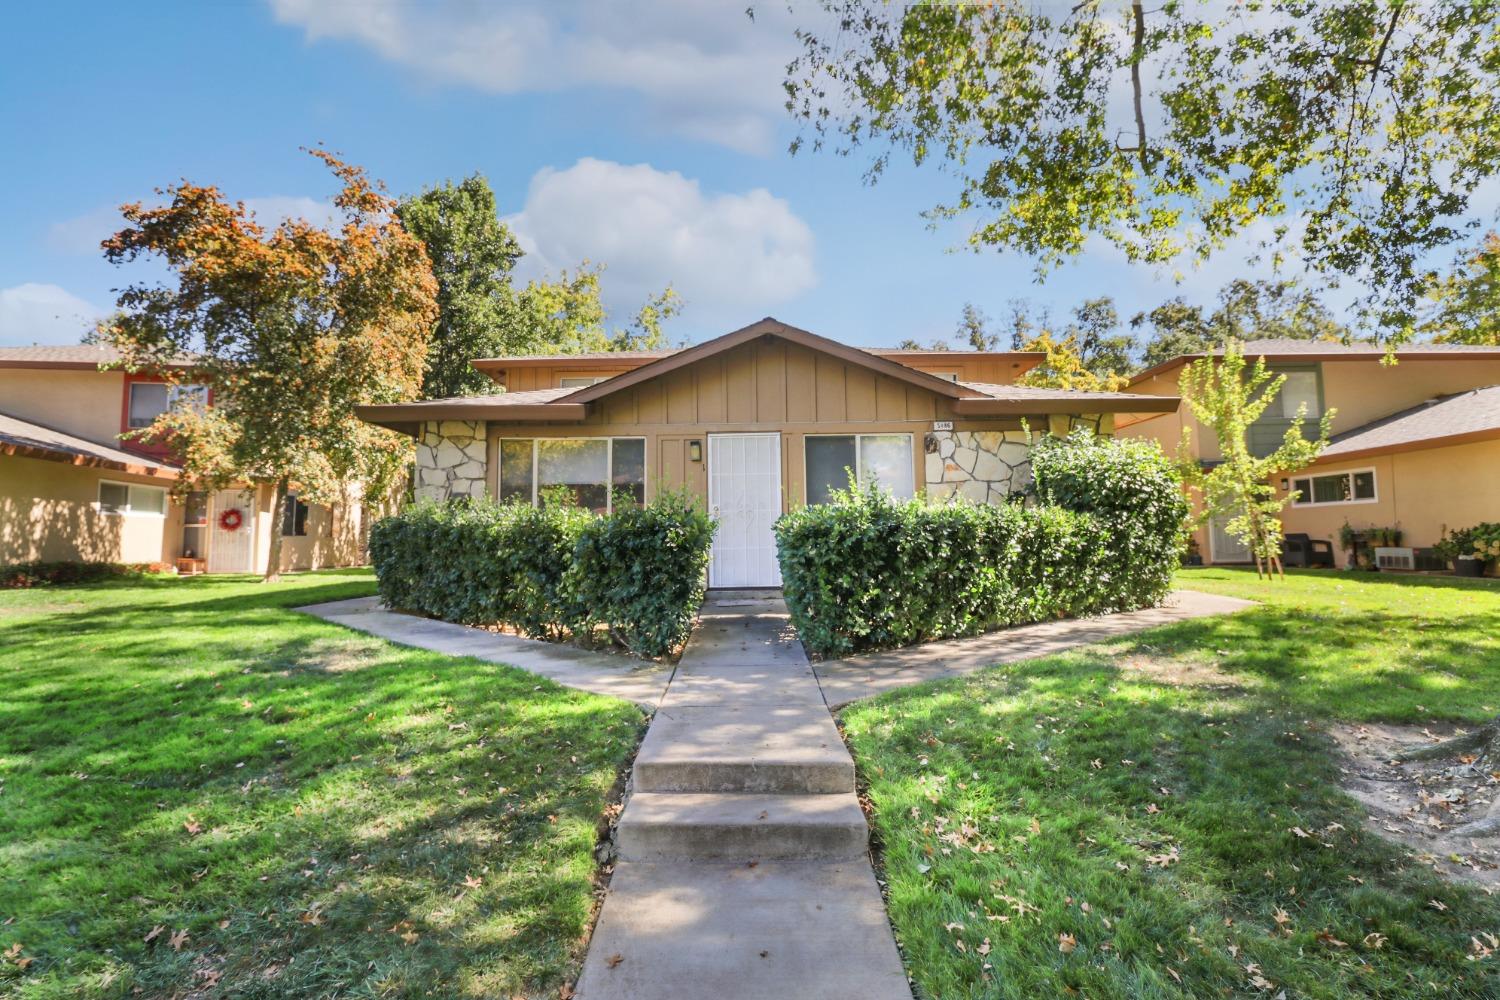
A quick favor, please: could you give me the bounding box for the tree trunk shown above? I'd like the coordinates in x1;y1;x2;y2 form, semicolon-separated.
264;476;289;583
1398;716;1500;838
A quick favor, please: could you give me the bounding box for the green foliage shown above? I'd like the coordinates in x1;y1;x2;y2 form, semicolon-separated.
370;492;715;658
1132;279;1351;370
570;490;716;657
787;2;1500;337
1178;341;1334;573
1419;233;1500;346
397;173;684;399
1435;522;1500;563
0;560;167;589
774;432;1186;657
0;569;643;998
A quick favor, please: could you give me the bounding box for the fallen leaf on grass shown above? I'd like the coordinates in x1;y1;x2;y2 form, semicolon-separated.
463;875;483;889
1429;899;1449;912
183;819;203;836
1058;933;1077;954
1363;932;1388;949
1315;931;1349;948
143;925;164;944
168;929;189;952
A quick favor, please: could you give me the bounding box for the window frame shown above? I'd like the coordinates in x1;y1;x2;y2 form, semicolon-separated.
1289;467;1378;508
927;371;960;383
96;479;168;517
803;432;916;505
497;436;648;514
558;376;609;388
281;491;310;537
127;380;209;429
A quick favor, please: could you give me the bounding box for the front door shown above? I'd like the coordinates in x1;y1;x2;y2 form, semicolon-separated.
1208;515;1253;564
707;433;783;588
208;489;257;573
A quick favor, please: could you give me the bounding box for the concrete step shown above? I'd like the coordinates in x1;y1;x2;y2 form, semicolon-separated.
634;702;854;794
574;859;912;1000
617;792;869;862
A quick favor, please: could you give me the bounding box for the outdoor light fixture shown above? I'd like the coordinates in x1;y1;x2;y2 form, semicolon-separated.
689;440;702;462
1280;478;1289;490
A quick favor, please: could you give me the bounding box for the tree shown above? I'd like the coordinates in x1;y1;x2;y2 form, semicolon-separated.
786;2;1500;337
394;175;524;398
957;302;999;351
1016;332;1129;392
97;149;440;582
1418;233;1500;346
1006;298;1131;389
397;174;683;398
1133;280;1349;370
1177;342;1333;579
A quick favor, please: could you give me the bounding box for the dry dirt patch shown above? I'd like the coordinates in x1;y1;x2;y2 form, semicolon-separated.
1332;722;1500;890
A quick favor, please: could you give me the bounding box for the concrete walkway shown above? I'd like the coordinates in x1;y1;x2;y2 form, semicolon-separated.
815;589;1255;707
297;596;673;708
574;592;911;999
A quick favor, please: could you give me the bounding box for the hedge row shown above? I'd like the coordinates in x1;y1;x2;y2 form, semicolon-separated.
0;561;169;589
775;432;1188;658
369;491;715;658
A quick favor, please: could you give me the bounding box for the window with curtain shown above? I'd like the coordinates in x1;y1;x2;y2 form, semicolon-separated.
281;493;310;536
97;481;167;516
127;383;169;428
805;434;914;504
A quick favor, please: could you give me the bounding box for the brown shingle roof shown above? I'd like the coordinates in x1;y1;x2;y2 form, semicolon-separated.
1316;385;1500;462
0;409;180;478
1131;340;1500;384
0;344;198;370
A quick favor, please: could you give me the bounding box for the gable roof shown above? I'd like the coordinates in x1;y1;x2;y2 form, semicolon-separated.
0;344;198;371
1314;385;1500;464
357;317;1180;435
0;409;180;479
557;317;985;404
1131;339;1500;385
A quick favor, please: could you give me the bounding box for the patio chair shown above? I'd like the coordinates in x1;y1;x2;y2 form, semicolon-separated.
1282;533;1335;568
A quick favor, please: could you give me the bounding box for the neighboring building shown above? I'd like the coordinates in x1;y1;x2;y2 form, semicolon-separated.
0;345;368;573
1121;339;1500;566
357;317;1179;588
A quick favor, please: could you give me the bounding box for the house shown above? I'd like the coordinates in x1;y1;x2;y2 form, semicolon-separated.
1120;339;1500;567
0;345;368;573
356;317;1179;588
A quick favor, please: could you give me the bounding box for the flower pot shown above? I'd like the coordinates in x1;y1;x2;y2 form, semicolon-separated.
1455;556;1484;578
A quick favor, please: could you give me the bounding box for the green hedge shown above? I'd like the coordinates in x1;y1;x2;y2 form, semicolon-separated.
775;431;1187;658
0;561;168;589
369;491;715;658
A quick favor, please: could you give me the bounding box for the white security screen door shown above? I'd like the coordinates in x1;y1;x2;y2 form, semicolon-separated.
1208;515;1253;564
707;433;783;588
208;489;257;573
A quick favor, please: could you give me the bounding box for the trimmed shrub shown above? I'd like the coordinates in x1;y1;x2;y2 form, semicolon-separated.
0;561;165;589
570;490;716;657
369;490;715;658
775;431;1187;658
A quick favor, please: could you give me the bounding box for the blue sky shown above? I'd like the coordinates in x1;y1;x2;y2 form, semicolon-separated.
2;1;1317;350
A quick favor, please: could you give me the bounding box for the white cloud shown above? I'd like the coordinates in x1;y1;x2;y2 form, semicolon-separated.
0;284;106;346
506;158;816;323
266;0;798;152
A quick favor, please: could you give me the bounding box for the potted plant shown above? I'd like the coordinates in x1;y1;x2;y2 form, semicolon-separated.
1182;536;1204;567
1339;520;1359;570
1435;523;1500;577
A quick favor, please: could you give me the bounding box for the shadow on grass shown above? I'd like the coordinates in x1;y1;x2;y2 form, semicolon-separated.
843;650;1500;1000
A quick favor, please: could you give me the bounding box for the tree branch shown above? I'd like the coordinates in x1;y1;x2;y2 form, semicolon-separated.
1130;1;1150;174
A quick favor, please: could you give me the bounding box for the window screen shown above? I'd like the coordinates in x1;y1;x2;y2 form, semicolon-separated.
805;436;857;505
98;482;129;513
128;383;169;428
611;438;646;507
1277;370;1320;418
499;439;534;503
538;439;610;513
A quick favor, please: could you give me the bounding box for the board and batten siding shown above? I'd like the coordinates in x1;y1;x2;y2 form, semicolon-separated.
483;339;1032;510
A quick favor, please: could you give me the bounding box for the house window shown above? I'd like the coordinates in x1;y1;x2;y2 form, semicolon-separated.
1290;469;1376;507
182;491;208;558
497;438;647;513
928;372;960;382
281;492;310;536
128;382;208;428
98;480;167;516
1248;366;1321;457
559;376;608;388
805;434;915;504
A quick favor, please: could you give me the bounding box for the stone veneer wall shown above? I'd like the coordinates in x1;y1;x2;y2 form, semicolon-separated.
414;420;488;501
923;415;1108;505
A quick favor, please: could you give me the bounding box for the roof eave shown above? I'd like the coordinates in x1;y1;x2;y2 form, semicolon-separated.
355;401;590;436
951;395;1180;416
1312;426;1500;465
0;441;181;479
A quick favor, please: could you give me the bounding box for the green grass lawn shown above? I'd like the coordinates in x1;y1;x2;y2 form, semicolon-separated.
0;570;645;999
842;569;1500;999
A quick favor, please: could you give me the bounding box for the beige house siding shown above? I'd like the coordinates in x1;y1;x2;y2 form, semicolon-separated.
0;368;127;445
0;453;179;564
1276;439;1500;558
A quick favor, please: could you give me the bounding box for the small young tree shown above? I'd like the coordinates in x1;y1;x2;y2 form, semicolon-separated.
97;149;440;581
1177;342;1333;579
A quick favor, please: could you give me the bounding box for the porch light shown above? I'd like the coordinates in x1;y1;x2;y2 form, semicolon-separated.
689;440;703;462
